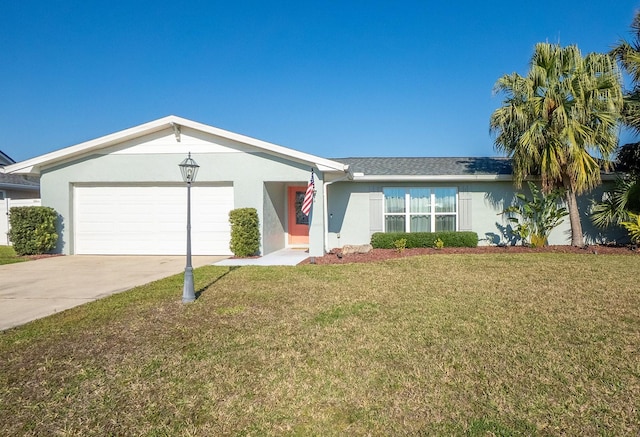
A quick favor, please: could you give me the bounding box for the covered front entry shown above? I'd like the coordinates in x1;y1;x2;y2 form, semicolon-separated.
287;186;310;245
73;184;234;255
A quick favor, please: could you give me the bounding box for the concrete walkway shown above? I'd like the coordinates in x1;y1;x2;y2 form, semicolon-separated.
215;248;309;266
0;255;225;331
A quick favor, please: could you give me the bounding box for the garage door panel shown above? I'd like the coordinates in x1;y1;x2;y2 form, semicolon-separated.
74;185;234;255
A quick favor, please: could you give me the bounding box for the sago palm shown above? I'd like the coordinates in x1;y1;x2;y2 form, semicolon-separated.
490;43;623;246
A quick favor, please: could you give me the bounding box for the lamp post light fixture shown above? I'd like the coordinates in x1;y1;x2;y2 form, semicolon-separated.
179;152;199;303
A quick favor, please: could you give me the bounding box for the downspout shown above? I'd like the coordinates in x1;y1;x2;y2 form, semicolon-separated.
322;167;353;253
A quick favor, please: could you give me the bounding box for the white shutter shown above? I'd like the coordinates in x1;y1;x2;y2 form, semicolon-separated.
369;190;384;235
458;187;472;231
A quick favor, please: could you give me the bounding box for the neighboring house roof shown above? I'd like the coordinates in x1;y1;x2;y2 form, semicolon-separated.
0;151;15;166
0;173;40;190
0;151;39;192
335;157;514;181
2;115;349;175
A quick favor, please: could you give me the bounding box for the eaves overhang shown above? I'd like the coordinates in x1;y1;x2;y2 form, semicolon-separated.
350;173;621;183
350;174;514;182
3;115;350;176
0;182;40;191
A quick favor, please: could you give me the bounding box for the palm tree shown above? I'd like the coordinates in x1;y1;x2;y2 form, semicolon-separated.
610;12;640;133
490;43;623;246
591;12;640;234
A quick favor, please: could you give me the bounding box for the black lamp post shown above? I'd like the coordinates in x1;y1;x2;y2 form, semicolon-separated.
179;152;199;303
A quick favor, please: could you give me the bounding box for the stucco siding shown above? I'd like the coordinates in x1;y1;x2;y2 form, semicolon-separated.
263;182;286;255
40;129;319;255
325;180;622;249
28;121;626;255
468;181;517;245
326;182;372;249
473;180;622;246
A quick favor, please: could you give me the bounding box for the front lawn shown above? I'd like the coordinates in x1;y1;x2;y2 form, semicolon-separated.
1;254;639;435
0;245;27;265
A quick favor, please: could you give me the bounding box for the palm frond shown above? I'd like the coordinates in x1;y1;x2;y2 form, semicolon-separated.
591;177;639;227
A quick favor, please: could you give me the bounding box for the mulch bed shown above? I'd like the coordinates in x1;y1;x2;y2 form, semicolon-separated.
24;254;64;260
299;244;640;265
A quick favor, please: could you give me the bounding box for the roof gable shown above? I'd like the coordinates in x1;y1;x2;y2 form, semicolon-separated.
2;116;348;175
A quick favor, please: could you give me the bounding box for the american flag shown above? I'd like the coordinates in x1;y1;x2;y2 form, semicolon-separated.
301;171;315;216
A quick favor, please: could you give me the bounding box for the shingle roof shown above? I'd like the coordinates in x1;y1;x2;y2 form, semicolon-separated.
0;173;39;188
0;150;37;188
334;157;513;176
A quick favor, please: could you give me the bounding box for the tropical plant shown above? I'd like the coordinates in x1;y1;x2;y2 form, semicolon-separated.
490;42;623;246
591;176;640;228
509;220;530;246
591;13;640;241
620;213;640;243
502;181;568;247
611;12;640;134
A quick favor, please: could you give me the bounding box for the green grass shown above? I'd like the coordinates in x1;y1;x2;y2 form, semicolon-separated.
0;245;27;265
1;254;639;435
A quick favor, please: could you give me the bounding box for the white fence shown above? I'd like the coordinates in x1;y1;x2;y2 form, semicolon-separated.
0;198;42;245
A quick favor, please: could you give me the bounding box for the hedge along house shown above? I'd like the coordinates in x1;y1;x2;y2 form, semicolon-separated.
2;116;618;256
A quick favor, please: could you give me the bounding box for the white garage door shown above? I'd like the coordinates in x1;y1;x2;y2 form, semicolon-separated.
74;185;234;255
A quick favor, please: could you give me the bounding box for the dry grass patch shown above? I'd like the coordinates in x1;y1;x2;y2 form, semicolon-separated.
1;254;639;435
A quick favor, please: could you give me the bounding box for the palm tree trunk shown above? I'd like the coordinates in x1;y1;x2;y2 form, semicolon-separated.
565;189;584;246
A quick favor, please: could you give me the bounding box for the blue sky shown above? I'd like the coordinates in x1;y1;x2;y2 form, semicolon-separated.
2;1;639;162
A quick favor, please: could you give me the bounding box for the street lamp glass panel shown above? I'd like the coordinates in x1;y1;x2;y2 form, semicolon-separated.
179;153;199;183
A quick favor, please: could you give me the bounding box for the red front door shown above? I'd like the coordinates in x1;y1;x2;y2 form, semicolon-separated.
288;186;310;245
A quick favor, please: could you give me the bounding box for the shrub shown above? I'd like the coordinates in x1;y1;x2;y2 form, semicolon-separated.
433;238;444;250
229;208;260;257
371;231;478;249
8;206;59;256
393;238;407;253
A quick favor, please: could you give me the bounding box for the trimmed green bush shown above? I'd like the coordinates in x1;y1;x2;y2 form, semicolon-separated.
229;208;260;257
371;231;478;249
8;206;59;256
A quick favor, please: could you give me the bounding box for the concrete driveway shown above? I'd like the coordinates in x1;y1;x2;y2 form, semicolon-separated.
0;255;225;331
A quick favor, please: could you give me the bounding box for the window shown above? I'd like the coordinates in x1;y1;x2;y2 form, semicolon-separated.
383;187;457;232
0;191;5;200
294;191;309;225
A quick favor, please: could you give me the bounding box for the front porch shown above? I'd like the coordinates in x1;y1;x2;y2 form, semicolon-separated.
262;181;318;256
215;248;310;266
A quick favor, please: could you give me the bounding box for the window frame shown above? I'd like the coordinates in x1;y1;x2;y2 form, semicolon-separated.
382;187;458;233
